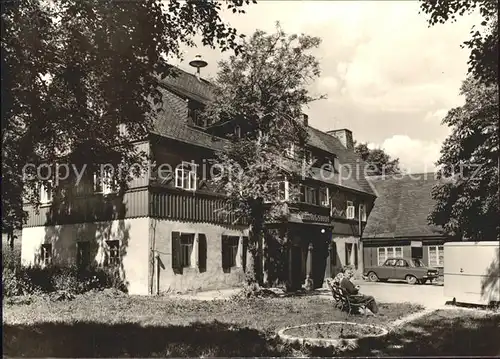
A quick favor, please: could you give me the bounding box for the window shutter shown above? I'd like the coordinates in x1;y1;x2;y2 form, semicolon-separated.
345;245;349;266
221;235;228;270
242;236;248;271
198;234;207;272
171;232;181;269
354;243;358;269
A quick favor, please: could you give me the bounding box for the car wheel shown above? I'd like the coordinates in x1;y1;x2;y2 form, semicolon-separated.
406;275;417;285
420;279;427;285
368;272;379;282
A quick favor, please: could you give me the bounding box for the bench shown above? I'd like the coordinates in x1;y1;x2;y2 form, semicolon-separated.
325;278;369;316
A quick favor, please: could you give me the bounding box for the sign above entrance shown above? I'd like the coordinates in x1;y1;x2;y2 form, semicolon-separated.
411;241;423;248
297;212;330;223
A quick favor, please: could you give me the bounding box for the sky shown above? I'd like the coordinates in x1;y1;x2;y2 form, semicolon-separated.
170;1;481;174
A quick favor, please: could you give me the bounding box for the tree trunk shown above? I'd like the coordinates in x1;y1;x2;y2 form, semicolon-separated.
246;200;265;285
497;115;500;241
245;227;258;284
261;233;269;286
8;227;14;250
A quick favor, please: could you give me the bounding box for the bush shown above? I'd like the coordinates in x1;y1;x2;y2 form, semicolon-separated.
2;267;33;297
2;264;127;298
232;282;280;300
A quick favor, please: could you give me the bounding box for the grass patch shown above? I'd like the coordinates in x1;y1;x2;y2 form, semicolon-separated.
3;293;421;357
346;308;500;357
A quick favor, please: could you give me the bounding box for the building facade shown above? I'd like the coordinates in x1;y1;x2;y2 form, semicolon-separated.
362;173;451;276
21;67;376;294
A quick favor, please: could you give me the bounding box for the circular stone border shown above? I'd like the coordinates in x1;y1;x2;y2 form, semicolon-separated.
277;321;388;349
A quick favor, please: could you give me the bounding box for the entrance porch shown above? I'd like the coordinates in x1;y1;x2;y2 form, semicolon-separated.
263;224;336;290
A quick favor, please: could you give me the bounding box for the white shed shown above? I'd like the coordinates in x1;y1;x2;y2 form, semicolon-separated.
444;241;499;306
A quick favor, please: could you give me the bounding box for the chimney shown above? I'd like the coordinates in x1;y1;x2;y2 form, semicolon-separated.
327;128;354;150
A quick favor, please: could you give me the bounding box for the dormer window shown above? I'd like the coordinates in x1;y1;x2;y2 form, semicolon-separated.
330;156;340;173
263;180;289;203
234;125;241;138
346;200;355;219
187;100;205;127
39;181;52;204
175;161;197;191
359;203;367;222
94;169;117;195
278;180;289;201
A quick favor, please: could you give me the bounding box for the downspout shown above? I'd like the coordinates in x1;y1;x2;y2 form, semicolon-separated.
149;219;157;295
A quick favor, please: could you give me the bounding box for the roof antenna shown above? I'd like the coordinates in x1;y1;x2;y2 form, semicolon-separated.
189;54;208;81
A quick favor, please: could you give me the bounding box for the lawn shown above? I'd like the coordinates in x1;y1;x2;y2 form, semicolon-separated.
4;292;500;357
3;290;421;357
346;308;500;357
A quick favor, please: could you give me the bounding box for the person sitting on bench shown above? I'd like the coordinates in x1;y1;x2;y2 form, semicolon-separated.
340;268;379;314
332;270;345;286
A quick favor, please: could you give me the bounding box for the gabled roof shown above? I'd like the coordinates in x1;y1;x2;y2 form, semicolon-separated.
153;66;375;196
308;127;375;195
160;66;214;104
363;173;447;239
151;69;226;151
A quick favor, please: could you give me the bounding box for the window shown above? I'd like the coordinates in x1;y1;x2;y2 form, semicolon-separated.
175;161;197;191
278;180;289;201
39;181;52;204
377;246;403;265
180;233;194;268
412;258;424;267
346;201;355;219
106;240;120;266
299;185;306;202
286;143;295;158
384;259;397;266
171;232;199;270
234;125;241;138
359;204;367;221
319;187;329;206
396;259;407;267
77;241;90;268
198;234;207;272
222;236;240;269
94;169;116;195
428;245;444;267
310;187;319;205
332;157;340;173
264;181;288;203
41;243;52;265
300;186;319;205
345;242;358;268
188;101;205;127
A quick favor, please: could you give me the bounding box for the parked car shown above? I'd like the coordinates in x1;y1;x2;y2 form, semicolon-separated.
364;257;439;285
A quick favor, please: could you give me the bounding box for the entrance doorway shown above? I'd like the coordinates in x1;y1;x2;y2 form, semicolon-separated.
289;246;303;290
411;241;423;259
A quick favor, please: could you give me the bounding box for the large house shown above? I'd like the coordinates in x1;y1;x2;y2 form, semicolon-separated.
362;173;450;275
21;64;377;295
